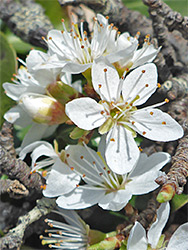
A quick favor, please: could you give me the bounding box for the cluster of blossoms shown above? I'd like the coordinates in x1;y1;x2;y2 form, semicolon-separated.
3;13;187;249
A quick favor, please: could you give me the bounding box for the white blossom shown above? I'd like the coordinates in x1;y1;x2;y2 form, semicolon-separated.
19;141;80;197
41;209;89;249
66;61;183;174
127;202;188;250
56;143;170;211
41;14;158;74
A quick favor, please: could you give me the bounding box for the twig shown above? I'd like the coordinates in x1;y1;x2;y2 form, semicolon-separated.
143;0;188;40
0;0;53;49
0;145;45;193
0;121;16;157
0;179;29;199
156;134;188;202
158;73;188;100
0;197;56;249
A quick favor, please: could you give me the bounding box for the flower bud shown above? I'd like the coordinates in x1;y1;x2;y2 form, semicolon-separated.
19;93;67;125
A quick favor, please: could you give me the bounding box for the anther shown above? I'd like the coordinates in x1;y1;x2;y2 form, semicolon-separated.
66;154;70;157
107;170;110;174
150;112;154;115
142;131;146;135
61;30;64;34
49;37;52;40
76;184;79;187
103;167;106;170
104;68;107;72
142;70;146;73
162;121;166;125
137;31;141;35
99;84;102;88
145;84;149;87
110;138;115;142
44;219;48;223
139;147;143;152
99;173;103;176
93;161;96;164
61;18;65;22
48;233;52;237
101;111;105;115
70;167;74;170
132;121;135;125
83;174;86;177
39;235;43;239
42;171;47;177
157;83;161;88
80;156;84;159
11;78;14;81
81;45;84;49
165;98;169;103
41;36;45;40
106;16;109;19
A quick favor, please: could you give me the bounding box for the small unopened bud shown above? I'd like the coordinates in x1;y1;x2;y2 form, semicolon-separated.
157;183;176;203
19;93;67;125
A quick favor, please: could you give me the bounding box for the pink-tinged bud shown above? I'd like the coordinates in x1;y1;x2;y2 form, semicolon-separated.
19;93;67;125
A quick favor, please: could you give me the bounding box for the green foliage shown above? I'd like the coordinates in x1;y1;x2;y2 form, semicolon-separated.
171;193;188;212
35;0;69;29
0;32;17;126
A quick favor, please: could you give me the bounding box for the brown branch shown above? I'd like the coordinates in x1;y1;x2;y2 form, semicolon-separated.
0;0;53;49
58;0;153;38
0;145;45;193
156;134;188;199
158;73;188;100
0;197;56;250
0;121;16;157
0;179;29;199
143;0;188;40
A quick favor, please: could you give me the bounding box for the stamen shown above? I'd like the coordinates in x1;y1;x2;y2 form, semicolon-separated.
162;121;166;125
142;131;146;135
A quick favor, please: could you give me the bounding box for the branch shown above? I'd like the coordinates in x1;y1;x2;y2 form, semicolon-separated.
0;145;45;193
143;0;188;40
0;197;56;249
156;134;188;202
0;0;53;49
0;179;29;199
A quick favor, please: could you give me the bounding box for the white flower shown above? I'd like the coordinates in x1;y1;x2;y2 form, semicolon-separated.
3;60;79;148
19;141;80;197
66;61;183;174
41;209;89;249
42;14;142;74
56;143;170;211
127;202;188;250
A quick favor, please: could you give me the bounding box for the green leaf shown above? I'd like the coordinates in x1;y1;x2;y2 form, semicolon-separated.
35;0;69;29
0;31;17;126
171;193;188;212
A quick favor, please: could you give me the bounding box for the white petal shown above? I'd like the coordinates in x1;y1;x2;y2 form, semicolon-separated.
122;63;158;106
127;170;163;195
19;141;54;160
129;152;170;178
98;190;132;211
4;106;32;127
62;62;91;74
20;123;49;148
65;97;106;130
148;202;170;248
127;222;147;250
132;44;159;69
131;108;184;141
43;158;80;197
105;126;140;174
56;187;105;209
3;83;27;101
92;60;120;102
66;145;105;185
30;144;57;165
166;222;188;250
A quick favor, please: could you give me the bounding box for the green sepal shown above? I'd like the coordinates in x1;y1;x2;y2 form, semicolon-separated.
70;127;89;140
99;118;114;135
